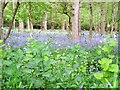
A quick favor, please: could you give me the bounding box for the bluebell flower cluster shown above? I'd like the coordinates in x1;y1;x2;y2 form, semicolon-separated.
5;30;118;49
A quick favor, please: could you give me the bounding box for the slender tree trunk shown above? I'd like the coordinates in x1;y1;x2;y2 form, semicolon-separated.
78;1;81;35
0;1;3;40
94;3;97;32
111;0;115;35
43;11;47;30
61;20;65;30
100;2;105;35
72;0;80;41
12;0;15;29
3;2;20;42
19;20;24;32
105;3;109;33
89;0;93;40
66;21;69;31
29;2;33;37
118;1;120;34
114;3;118;32
27;19;30;30
51;15;54;30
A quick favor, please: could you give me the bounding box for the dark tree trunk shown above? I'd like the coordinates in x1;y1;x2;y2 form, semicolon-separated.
100;2;105;35
0;0;8;40
0;1;3;40
118;1;120;34
4;2;20;42
12;0;15;29
89;0;93;40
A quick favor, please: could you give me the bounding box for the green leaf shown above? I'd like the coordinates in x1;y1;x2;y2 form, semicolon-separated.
109;39;117;47
98;58;112;65
96;50;101;55
98;58;112;71
108;64;118;72
94;72;103;79
33;79;43;88
108;55;114;59
3;60;14;66
102;45;110;52
16;63;23;69
0;40;3;43
101;63;109;71
22;68;31;73
73;63;79;69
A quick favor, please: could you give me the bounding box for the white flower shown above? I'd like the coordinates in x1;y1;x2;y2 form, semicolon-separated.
100;40;103;43
55;42;58;44
113;34;117;38
58;44;61;46
45;42;47;44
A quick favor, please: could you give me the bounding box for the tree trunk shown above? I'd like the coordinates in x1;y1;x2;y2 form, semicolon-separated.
89;0;93;40
78;1;81;35
4;2;20;43
61;20;65;30
29;2;33;37
110;0;115;35
66;21;69;31
72;0;80;41
118;1;120;34
27;19;30;30
19;20;24;32
50;15;54;30
100;2;105;35
0;1;3;40
105;3;109;33
12;0;15;29
43;12;47;30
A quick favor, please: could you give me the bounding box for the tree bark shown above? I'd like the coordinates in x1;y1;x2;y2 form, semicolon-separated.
110;0;115;35
105;3;109;33
43;11;47;30
61;20;65;30
72;0;80;41
0;0;8;40
89;0;93;39
100;2;105;35
27;19;30;30
0;1;3;40
118;1;120;34
12;0;15;29
78;1;81;33
66;21;69;31
29;2;33;37
19;20;24;32
4;2;20;42
50;15;54;30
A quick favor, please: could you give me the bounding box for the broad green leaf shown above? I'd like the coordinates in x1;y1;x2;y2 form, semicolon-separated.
0;40;3;43
3;60;14;66
16;63;23;69
96;50;101;55
101;63;109;71
108;55;114;59
99;58;112;65
33;79;43;88
109;39;117;47
73;63;79;69
22;68;31;73
94;72;103;79
108;64;118;72
102;46;110;52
